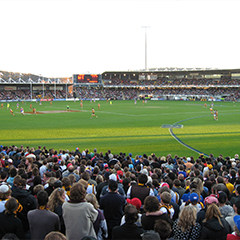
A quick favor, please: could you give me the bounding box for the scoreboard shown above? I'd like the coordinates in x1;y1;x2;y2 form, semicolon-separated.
73;74;101;84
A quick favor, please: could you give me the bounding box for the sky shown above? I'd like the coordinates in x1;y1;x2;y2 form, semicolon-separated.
1;0;240;78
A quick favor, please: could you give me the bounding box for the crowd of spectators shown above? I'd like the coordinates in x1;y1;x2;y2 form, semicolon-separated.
0;90;72;101
1;87;239;101
75;87;239;100
103;76;240;87
1;71;240;101
0;145;240;239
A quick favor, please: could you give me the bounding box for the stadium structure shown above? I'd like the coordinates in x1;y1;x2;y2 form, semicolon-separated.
1;68;240;102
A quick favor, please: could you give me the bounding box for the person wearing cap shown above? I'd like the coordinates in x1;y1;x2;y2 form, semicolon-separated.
74;147;81;157
0;184;12;213
180;192;203;213
223;173;235;194
196;196;219;226
112;204;145;240
181;181;204;204
200;203;231;240
120;198;142;227
100;180;126;239
226;199;240;233
100;174;125;198
184;157;193;170
226;215;240;240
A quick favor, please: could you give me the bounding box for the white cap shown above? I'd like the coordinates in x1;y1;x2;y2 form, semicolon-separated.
0;185;9;193
141;169;148;176
8;159;13;164
109;174;117;181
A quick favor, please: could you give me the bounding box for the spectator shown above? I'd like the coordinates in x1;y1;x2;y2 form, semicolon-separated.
44;231;67;240
172;205;201;240
120;197;142;227
154;219;172;240
0;197;24;239
127;173;154;207
226;200;240;232
27;190;60;240
11;177;37;237
218;191;234;218
0;184;12;212
201;204;231;240
48;187;66;234
63;182;98;240
85;193;108;240
100;179;126;239
227;215;240;240
141;196;172;230
112;204;145;240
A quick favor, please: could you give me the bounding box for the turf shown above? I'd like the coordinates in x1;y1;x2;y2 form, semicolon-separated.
1;100;239;158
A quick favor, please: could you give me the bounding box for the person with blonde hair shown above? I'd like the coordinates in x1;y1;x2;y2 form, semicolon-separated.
201;204;231;240
85;193;108;240
63;182;98;240
48;188;66;234
44;231;66;240
172;205;201;240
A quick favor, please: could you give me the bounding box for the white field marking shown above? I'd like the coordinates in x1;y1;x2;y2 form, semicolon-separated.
169;111;240;154
169;128;199;154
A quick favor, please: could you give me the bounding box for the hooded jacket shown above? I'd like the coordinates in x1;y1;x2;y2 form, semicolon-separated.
11;187;37;231
200;217;231;240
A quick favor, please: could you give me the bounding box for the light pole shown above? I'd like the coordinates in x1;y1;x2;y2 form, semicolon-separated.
141;26;150;71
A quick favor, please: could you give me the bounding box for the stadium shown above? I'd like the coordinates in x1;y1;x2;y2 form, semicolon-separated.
1;67;240;159
1;0;240;238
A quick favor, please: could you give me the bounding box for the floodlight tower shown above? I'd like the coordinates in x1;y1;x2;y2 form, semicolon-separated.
141;26;150;70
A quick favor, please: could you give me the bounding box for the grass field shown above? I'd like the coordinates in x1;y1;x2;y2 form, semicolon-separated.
1;100;240;159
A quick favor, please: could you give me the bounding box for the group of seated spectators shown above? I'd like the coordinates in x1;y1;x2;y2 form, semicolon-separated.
75;87;239;100
0;86;239;101
0;145;240;240
0;90;73;101
103;76;240;87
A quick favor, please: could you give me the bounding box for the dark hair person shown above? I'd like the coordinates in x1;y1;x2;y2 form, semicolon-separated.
0;197;24;239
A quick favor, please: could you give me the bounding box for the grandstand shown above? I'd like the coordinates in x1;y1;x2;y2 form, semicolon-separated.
1;68;240;102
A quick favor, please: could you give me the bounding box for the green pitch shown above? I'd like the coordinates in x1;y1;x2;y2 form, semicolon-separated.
1;100;239;159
